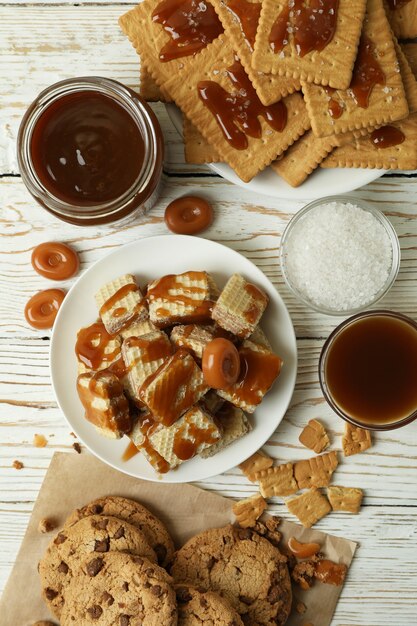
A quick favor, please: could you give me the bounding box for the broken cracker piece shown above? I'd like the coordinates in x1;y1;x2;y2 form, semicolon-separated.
258;463;298;498
294;451;338;490
286;489;332;528
327;485;363;514
299;419;330;454
239;449;274;482
342;422;372;457
233;493;267;528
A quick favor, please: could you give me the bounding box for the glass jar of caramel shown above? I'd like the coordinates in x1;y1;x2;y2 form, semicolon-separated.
17;77;164;226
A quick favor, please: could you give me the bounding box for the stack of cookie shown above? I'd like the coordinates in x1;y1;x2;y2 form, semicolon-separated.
119;0;417;187
38;495;293;625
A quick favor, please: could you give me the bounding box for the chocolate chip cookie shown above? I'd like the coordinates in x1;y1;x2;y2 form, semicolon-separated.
39;514;156;618
170;525;291;626
65;495;174;566
176;584;244;625
60;552;177;626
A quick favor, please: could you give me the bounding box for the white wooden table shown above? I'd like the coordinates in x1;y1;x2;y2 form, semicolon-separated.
1;2;417;624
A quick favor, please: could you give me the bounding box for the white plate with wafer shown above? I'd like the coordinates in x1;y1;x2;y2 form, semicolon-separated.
51;235;297;483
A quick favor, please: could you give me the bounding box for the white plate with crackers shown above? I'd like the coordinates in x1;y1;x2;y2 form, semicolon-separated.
50;235;297;483
166;104;386;202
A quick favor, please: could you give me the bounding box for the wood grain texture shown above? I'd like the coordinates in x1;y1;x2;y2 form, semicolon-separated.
0;3;417;625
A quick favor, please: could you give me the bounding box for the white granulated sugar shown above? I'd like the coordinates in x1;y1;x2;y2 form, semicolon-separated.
285;202;393;311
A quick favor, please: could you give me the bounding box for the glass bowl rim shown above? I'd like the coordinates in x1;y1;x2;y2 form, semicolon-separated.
279;194;401;316
318;309;417;431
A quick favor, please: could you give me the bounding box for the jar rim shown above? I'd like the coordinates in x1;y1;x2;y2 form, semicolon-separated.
17;76;163;224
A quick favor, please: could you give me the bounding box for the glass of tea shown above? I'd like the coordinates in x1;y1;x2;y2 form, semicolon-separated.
319;310;417;430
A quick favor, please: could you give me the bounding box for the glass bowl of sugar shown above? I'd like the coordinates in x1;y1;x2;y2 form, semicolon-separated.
280;196;400;316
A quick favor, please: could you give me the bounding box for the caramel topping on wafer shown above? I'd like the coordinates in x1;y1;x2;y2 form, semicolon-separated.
224;0;262;50
147;272;214;324
133;411;170;473
349;34;385;108
75;321;119;370
125;334;173;364
77;371;131;434
235;344;282;406
269;0;339;58
152;0;223;62
99;284;138;317
370;125;405;147
197;58;287;150
173;419;220;460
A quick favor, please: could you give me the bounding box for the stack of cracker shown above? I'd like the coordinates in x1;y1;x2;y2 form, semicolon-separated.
120;0;417;187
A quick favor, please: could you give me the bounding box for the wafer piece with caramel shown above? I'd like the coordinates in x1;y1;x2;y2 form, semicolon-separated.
233;493;267;528
294;451;339;490
217;339;282;413
321;113;417;170
146;271;218;329
286;489;332;528
77;371;131;439
200;403;251;457
119;0;224;95
210;0;300;105
299;419;330;454
271;131;342;187
120;319;158;340
386;0;417;39
183;116;219;164
199;389;225;415
139;348;209;426
121;331;172;403
302;0;408;138
327;485;363;513
239;449;274;482
148;405;222;468
342;423;372;456
140;65;170;102
76;321;122;375
95;274;148;336
253;0;366;89
163;38;310;182
258;463;298;498
129;411;171;474
170;324;215;359
212;274;268;339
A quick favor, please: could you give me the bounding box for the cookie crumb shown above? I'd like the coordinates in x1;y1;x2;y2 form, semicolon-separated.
72;442;82;454
12;460;24;470
233;493;266;528
38;517;57;534
296;601;307;614
291;561;316;590
70;431;76;438
33;434;48;448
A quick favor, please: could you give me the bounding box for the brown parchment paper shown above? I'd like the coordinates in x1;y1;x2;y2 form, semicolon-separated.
0;452;357;626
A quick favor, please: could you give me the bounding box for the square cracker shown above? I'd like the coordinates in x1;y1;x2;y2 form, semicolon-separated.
257;463;298;498
321;113;417;170
286;489;331;528
162;37;310;182
385;0;417;39
239;449;274;482
302;0;409;137
294;451;339;490
140;65;170;102
271;131;341;187
327;485;363;514
298;418;330;454
396;42;417;114
341;423;372;457
232;493;267;528
183;116;219;164
402;43;417;79
252;0;366;89
209;0;300;105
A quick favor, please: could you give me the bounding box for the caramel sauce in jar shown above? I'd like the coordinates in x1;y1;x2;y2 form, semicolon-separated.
197;58;287;150
31;241;79;280
164;196;214;235
152;0;223;61
370;125;405;148
24;288;66;330
18;77;164;226
223;0;262;50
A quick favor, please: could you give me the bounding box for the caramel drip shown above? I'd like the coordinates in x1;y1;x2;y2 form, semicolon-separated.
172;419;219;461
314;559;347;586
370;125;405;148
77;372;131;434
244;282;268;324
197;58;287;150
324;87;343;119
122;440;140;461
99;283;138;316
124;334;172;364
233;346;282;407
135;411;170;473
152;0;223;62
75;321;120;370
224;0;262;50
269;0;339;57
349;34;385;108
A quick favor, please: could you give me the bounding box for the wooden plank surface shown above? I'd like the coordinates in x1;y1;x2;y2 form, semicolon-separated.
1;3;417;625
